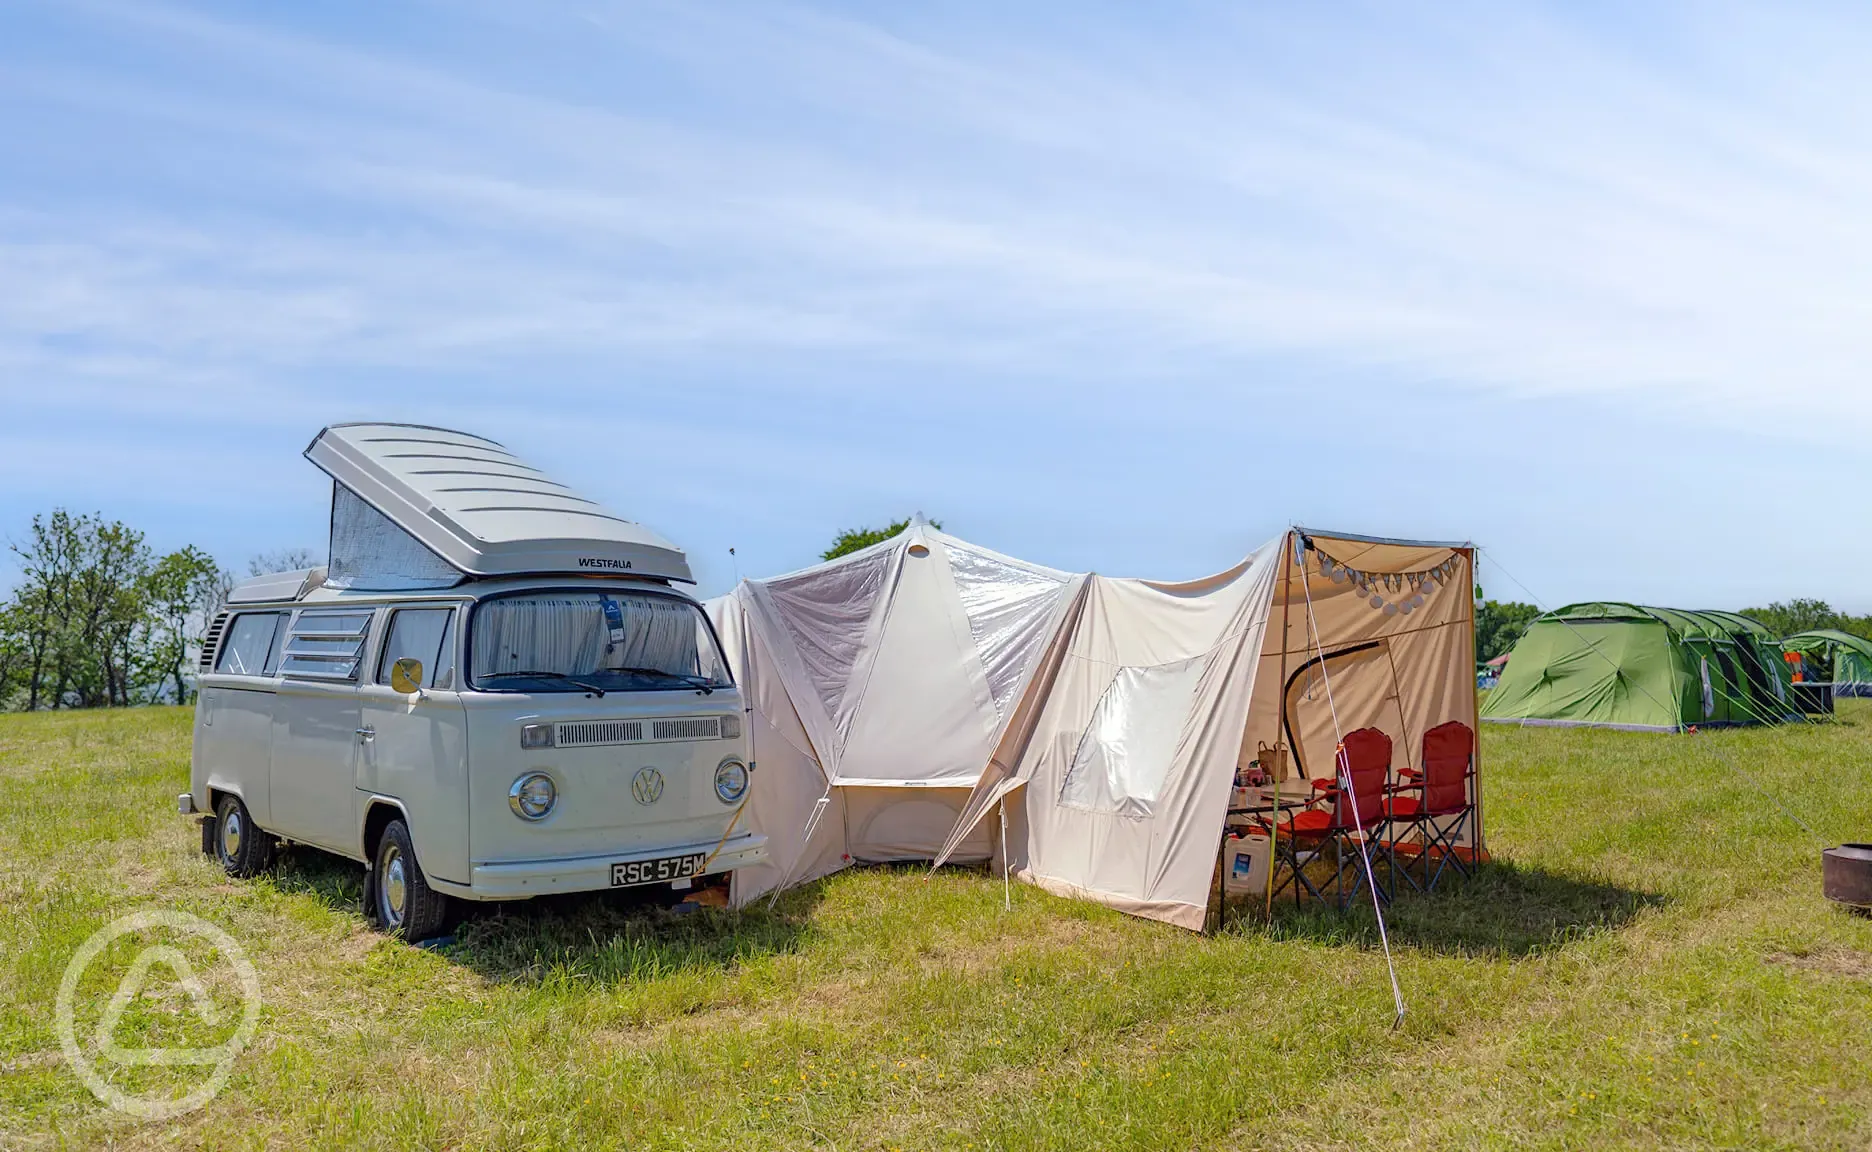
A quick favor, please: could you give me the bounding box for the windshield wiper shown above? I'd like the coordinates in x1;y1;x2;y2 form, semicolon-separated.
614;668;717;695
482;670;608;697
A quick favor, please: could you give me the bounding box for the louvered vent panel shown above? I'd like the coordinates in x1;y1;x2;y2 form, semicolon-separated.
199;612;230;670
652;717;720;742
557;720;644;747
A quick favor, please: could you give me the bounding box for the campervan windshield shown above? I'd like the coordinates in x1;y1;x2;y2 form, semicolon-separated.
468;590;732;693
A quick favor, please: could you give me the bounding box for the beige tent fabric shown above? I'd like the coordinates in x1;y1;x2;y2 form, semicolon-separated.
713;524;1086;905
1243;532;1479;851
940;529;1480;931
708;593;851;905
844;786;992;861
960;544;1282;931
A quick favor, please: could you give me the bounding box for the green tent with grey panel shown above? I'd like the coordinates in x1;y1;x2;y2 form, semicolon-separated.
1782;630;1872;698
1480;603;1796;732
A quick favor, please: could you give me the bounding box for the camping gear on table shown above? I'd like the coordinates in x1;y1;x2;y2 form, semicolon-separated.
1258;740;1290;782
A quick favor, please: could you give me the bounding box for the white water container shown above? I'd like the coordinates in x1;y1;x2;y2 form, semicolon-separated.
1223;832;1271;894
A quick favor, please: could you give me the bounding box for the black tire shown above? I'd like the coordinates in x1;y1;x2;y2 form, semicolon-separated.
214;793;274;878
373;819;450;942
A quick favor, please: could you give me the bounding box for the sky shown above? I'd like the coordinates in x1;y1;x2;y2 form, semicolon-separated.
1;0;1869;610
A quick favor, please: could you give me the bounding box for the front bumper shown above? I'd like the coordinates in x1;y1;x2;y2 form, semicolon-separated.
462;832;768;901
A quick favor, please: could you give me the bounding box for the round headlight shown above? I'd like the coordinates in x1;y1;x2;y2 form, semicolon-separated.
714;758;749;804
509;772;557;821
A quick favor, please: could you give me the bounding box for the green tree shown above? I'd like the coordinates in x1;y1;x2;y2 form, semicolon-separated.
1738;598;1841;638
1476;599;1540;664
141;545;226;705
2;509;226;710
47;513;151;708
822;517;941;562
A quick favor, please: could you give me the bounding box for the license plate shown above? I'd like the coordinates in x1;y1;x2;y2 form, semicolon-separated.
610;852;707;888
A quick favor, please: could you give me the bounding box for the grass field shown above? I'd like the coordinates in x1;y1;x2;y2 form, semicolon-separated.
3;705;1871;1150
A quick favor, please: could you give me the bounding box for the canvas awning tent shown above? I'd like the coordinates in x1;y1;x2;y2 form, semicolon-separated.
1480;604;1794;732
931;529;1479;931
705;522;1087;906
1783;630;1872;698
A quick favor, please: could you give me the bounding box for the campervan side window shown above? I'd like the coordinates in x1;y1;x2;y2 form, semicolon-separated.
216;612;287;677
467;590;731;694
280;610;375;682
377;608;457;690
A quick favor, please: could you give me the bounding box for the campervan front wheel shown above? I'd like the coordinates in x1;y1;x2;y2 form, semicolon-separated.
213;793;274;878
373;819;450;942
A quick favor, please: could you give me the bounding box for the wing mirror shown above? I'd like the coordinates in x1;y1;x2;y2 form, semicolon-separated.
389;657;425;696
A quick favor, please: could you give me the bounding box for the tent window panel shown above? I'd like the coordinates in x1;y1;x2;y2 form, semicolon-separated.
1059;657;1206;819
765;547;893;722
1699;657;1715;719
946;543;1070;718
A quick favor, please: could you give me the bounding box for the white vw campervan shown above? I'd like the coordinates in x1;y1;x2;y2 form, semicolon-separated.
184;423;765;940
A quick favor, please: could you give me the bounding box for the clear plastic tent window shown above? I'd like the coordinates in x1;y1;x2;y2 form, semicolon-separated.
946;541;1071;719
1059;656;1207;819
763;546;892;729
326;484;462;591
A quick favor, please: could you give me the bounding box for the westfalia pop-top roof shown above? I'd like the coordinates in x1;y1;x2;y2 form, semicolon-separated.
304;423;693;583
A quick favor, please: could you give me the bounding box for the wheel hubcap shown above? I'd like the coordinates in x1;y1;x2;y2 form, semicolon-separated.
221;810;243;860
380;846;407;925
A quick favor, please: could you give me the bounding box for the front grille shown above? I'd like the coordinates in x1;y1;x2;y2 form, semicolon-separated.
553;716;721;747
558;720;644;747
652;717;720;742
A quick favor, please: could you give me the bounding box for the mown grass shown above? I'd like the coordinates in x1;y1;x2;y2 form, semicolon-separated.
2;705;1870;1149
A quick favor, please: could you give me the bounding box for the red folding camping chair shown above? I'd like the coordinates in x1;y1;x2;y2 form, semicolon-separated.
1385;720;1476;891
1255;727;1393;909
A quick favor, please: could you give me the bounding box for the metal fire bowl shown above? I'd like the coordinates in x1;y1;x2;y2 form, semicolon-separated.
1822;844;1872;910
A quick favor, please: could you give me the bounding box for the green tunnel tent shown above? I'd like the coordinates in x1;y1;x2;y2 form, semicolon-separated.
1678;609;1797;718
1480;603;1795;732
1782;630;1872;698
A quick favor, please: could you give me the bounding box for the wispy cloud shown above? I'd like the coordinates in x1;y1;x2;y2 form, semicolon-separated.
2;0;1870;597
7;2;1872;424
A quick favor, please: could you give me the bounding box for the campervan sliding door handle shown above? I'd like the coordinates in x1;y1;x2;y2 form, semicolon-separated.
355;726;375;743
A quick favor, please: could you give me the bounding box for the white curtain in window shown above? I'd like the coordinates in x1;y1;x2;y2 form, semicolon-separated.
471;594;710;679
473;597;607;678
607;596;708;675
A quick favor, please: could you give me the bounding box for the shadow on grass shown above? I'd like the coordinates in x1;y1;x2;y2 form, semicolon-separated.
270;844;822;987
1228;858;1666;958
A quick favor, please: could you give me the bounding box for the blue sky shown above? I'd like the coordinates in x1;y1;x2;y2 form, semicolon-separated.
2;1;1869;609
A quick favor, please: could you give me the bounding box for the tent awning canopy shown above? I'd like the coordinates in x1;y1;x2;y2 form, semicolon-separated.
718;523;1480;932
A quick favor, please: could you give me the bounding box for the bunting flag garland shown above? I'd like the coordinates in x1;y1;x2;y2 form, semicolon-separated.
1307;540;1461;617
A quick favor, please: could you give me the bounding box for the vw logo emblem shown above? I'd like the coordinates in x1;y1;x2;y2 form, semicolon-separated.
630;767;664;806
